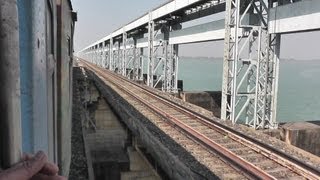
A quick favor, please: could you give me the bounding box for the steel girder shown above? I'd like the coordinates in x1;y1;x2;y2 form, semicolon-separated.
122;31;128;76
125;38;143;80
122;33;144;80
147;13;155;87
147;13;180;93
109;38;114;71
103;44;110;69
102;43;108;69
94;48;98;65
136;48;144;81
221;0;280;129
162;41;179;93
112;41;121;74
97;46;103;67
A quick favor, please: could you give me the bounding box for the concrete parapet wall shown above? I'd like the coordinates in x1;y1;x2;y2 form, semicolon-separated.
280;121;320;157
180;91;221;118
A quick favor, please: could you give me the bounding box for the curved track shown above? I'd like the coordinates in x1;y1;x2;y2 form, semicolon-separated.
80;60;320;180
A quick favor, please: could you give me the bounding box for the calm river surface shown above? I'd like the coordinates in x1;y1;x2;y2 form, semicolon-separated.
178;57;320;122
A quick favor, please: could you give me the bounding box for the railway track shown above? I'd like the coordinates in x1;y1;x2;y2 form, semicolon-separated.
80;60;320;180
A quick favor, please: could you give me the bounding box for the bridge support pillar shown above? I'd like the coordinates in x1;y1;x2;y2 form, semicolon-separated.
139;48;144;81
122;33;143;80
102;42;107;68
98;44;103;67
147;13;181;93
109;38;114;71
147;13;155;87
162;24;180;93
104;41;110;69
122;30;127;77
161;41;179;93
94;46;98;65
221;0;280;129
132;35;144;81
115;41;121;74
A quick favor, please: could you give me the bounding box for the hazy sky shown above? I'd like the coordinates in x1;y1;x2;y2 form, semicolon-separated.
73;0;320;60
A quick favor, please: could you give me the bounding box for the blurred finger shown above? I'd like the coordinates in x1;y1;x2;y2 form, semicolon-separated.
22;153;33;161
21;153;58;175
31;173;67;180
5;151;47;179
40;162;59;175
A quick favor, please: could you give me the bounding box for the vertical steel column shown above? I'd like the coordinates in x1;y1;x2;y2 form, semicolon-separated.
162;40;169;91
221;0;239;123
162;24;180;93
92;49;94;64
147;12;155;87
90;50;93;63
103;42;109;69
172;44;179;92
122;31;127;76
113;41;118;73
91;48;93;63
139;48;144;81
101;44;105;68
93;47;96;64
114;41;120;73
98;45;102;67
90;51;92;63
94;46;98;65
117;41;121;74
270;34;281;127
162;25;170;92
109;38;114;71
133;38;139;80
268;1;281;128
100;45;103;67
221;0;279;129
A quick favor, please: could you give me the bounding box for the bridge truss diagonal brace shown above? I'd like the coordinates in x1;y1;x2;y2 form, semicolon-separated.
109;38;114;71
114;41;121;74
131;37;144;81
102;42;109;69
221;0;280;129
147;12;180;93
122;30;128;77
122;32;144;81
147;13;155;87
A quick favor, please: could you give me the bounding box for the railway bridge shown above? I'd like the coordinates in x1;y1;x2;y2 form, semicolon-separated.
79;0;320;130
75;0;320;179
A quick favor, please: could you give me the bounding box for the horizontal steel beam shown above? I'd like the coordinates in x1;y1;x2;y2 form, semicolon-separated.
269;0;320;34
135;20;226;47
82;0;217;51
81;0;320;52
169;19;225;44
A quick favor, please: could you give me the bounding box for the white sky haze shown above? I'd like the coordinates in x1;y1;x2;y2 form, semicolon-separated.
73;0;320;60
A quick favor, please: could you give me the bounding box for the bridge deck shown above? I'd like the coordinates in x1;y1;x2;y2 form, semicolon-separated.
79;59;320;179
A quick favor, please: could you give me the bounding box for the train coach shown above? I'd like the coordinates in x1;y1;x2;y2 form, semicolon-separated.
0;0;77;177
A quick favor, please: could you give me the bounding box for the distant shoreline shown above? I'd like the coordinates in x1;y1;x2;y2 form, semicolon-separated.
180;56;320;62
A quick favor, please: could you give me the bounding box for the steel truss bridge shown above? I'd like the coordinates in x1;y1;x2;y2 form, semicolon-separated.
78;0;320;129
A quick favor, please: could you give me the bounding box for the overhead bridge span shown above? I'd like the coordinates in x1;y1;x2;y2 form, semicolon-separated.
78;0;320;130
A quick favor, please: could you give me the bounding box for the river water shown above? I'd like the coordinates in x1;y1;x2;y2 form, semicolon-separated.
178;57;320;123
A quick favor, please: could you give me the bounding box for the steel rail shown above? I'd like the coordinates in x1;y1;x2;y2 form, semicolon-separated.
81;60;273;179
128;80;320;179
97;63;320;179
80;60;320;179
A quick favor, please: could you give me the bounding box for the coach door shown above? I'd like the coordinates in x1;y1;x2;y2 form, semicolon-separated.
46;0;58;164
